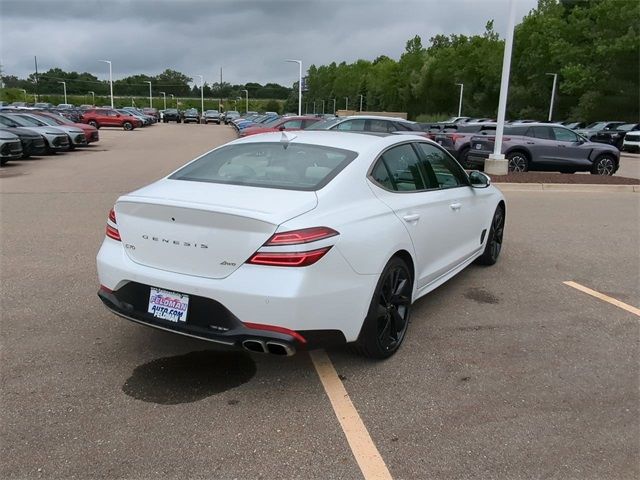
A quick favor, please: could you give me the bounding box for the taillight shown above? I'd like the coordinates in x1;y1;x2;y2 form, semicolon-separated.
105;207;121;241
246;227;338;267
247;247;331;267
265;227;338;246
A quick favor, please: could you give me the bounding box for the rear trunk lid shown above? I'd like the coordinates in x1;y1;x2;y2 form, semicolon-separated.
115;179;318;279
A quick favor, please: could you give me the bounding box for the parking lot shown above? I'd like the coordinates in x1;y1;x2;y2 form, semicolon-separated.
1;124;638;479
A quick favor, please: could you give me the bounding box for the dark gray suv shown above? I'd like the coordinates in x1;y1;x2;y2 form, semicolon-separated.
467;123;620;175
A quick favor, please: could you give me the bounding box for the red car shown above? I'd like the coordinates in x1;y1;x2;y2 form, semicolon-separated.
239;116;321;137
81;109;142;130
37;111;100;144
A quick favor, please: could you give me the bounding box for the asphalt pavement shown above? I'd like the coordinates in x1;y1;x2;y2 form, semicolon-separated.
1;124;638;479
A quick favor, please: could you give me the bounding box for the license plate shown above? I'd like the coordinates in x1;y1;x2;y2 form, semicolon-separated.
148;288;189;323
475;143;482;150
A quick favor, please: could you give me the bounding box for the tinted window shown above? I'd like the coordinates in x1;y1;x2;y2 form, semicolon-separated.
370;161;394;190
504;126;528;135
416;143;467;189
170;142;357;191
552;127;578;142
282;120;302;129
373;144;424;191
335;119;366;131
369;119;391;133
528;126;552;139
302;118;320;128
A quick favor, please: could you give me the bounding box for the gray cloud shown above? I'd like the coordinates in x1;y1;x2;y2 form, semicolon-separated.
1;0;537;87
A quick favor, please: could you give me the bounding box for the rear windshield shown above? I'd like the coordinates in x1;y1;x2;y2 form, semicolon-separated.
170;142;358;191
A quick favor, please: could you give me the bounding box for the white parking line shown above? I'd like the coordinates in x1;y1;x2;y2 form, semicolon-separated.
563;281;640;317
310;349;393;480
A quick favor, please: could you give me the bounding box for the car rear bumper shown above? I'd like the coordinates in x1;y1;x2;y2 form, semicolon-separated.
98;286;320;355
96;238;375;345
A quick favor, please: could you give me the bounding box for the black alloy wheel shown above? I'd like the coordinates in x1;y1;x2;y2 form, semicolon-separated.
123;122;133;131
356;257;412;359
591;155;616;176
507;151;529;172
476;205;505;266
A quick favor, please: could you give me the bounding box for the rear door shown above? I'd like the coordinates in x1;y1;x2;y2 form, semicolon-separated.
525;126;557;165
368;142;483;289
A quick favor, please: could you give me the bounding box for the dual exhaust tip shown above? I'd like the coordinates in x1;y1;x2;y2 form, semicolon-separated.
242;339;295;357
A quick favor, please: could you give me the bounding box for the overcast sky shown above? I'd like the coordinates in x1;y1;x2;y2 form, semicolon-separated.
1;0;538;87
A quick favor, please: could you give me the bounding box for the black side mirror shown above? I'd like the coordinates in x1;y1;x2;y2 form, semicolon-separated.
469;171;491;188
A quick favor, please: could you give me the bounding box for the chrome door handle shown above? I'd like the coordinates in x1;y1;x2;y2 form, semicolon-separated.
450;202;462;211
402;213;420;222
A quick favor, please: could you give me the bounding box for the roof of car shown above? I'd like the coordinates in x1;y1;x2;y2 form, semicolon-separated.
508;122;564;128
229;129;428;153
338;115;415;123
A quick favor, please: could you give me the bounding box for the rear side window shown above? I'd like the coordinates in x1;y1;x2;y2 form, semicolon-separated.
372;144;424;191
335;119;366;131
170;142;357;191
527;126;552;139
369;119;391;133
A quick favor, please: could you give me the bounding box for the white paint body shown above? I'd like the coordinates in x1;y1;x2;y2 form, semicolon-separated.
97;131;504;342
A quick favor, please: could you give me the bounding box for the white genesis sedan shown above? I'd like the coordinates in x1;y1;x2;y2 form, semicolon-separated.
97;131;505;358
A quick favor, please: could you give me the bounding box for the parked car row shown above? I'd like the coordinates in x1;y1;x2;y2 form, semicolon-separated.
0;109;100;166
84;107;158;129
225;112;625;176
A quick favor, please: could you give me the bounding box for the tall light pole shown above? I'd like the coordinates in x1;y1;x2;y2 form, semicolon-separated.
485;0;516;176
455;83;464;117
144;81;152;108
313;101;316;114
88;91;95;105
58;81;67;104
359;94;364;112
196;75;204;120
241;88;248;113
99;60;114;108
170;93;176;108
160;91;166;110
332;98;336;114
546;73;558;122
345;97;349;110
285;59;302;116
20;89;27;101
321;100;325;115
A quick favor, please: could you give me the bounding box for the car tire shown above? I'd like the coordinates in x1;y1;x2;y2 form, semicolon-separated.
590;154;616;176
458;146;472;169
123;122;133;131
507;151;529;172
355;256;412;359
88;120;98;128
475;204;505;266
